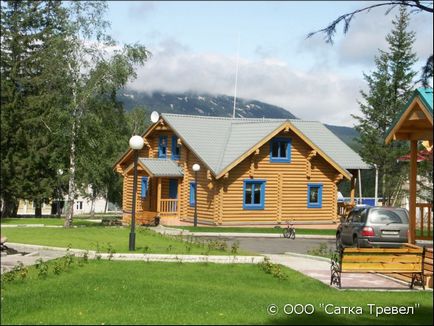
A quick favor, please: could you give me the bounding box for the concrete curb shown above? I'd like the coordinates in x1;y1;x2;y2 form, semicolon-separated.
283;251;331;262
6;242;264;264
154;226;335;240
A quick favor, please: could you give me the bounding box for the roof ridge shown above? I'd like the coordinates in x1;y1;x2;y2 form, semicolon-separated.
162;112;302;122
216;121;234;172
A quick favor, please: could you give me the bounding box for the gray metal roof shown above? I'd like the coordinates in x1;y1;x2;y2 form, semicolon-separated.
162;113;370;177
290;120;370;170
139;158;184;177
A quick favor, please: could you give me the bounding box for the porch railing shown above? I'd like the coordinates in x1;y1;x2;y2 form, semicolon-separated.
160;199;178;216
416;203;433;240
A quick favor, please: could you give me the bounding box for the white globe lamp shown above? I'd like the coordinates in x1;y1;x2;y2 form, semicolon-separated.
192;163;201;172
129;135;144;150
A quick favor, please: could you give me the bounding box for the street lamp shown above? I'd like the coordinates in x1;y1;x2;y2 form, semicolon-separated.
192;163;201;227
129;135;144;251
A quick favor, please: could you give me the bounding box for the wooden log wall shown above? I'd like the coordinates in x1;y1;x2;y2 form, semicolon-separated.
121;124;343;225
213;130;339;224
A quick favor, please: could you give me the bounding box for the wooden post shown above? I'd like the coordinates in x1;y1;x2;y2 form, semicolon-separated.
156;177;162;215
177;179;181;218
409;140;417;244
350;173;356;206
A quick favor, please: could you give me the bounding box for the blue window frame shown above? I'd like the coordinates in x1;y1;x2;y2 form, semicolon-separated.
141;177;148;199
158;136;167;158
171;136;180;160
307;183;323;208
270;138;291;163
243;179;266;210
189;182;196;207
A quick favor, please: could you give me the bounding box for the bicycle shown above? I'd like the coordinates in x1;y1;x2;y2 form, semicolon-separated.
283;220;296;239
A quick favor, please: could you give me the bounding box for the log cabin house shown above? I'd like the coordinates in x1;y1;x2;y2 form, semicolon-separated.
114;113;369;225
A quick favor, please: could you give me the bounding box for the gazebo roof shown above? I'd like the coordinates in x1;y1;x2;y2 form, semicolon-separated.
385;88;433;144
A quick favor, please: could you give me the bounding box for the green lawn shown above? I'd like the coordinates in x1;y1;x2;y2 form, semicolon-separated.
177;226;337;236
0;226;248;255
1;260;432;325
1;218;99;226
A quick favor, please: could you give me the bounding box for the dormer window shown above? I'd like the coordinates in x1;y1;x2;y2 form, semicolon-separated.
158;136;167;158
270;138;291;163
172;136;180;160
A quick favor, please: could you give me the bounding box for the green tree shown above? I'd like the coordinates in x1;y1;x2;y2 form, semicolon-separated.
1;1;70;217
126;106;150;136
352;7;418;205
61;2;149;227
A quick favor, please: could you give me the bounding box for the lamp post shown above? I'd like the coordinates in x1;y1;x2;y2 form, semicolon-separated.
129;135;144;251
192;163;201;227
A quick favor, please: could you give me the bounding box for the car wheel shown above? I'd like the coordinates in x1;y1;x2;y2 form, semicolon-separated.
352;235;360;248
336;233;343;250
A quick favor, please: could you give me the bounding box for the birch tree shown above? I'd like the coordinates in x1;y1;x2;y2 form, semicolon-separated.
62;2;149;227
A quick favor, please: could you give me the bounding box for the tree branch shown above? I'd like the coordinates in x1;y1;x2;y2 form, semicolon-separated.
307;1;433;44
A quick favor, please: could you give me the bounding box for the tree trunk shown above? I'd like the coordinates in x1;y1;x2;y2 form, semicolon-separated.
34;200;42;218
104;191;108;213
1;197;18;218
65;107;79;227
90;196;96;218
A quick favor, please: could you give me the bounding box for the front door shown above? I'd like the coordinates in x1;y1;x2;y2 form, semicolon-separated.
169;179;178;199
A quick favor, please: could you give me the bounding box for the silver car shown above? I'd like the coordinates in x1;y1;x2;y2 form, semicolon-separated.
336;206;409;248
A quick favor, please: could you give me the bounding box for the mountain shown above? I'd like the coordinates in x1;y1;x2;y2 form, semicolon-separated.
117;90;359;147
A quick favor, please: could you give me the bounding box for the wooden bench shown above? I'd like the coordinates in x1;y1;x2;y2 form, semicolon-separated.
330;246;426;289
123;211;160;226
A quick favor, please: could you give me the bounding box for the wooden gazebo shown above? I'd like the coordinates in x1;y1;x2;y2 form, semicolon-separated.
385;88;433;244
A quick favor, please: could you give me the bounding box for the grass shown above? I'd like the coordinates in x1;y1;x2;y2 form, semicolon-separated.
1;260;432;325
177;226;337;236
0;226;249;255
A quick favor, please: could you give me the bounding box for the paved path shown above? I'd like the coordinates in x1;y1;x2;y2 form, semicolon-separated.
153;225;335;239
265;253;419;291
2;242;429;291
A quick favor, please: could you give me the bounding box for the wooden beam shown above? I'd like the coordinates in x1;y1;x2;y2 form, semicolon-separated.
334;174;344;184
177;180;181;218
306;161;312;179
307;150;317;161
350;174;356;206
156;178;162;215
409;140;417;244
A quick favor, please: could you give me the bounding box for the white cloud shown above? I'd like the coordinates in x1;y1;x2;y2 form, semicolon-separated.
337;6;433;66
128;38;366;126
298;4;433;68
128;2;156;20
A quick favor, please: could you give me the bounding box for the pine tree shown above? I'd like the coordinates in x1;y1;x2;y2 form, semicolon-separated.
353;6;418;205
1;1;70;217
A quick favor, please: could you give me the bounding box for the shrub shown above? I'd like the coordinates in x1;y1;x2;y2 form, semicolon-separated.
259;258;287;280
35;259;49;279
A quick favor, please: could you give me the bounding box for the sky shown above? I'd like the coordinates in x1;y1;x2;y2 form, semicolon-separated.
106;1;433;126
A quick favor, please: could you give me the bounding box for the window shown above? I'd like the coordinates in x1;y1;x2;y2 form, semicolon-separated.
76;201;83;210
307;184;323;208
171;136;180;160
270;138;291;162
189;182;196;207
158;136;167;158
243;179;266;210
141;177;148;199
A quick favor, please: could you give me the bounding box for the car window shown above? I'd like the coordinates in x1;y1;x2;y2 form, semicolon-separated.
368;209;409;224
352;212;362;223
346;212;355;223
